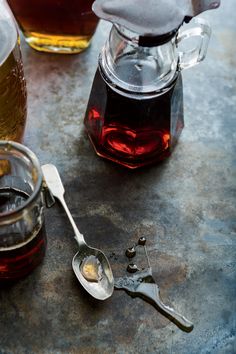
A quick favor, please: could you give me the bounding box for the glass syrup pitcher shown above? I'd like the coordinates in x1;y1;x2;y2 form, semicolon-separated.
84;0;220;169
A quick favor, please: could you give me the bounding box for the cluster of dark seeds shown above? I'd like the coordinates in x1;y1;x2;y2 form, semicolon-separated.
125;237;147;273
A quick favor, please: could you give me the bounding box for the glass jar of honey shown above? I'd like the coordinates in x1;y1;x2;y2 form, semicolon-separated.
7;0;99;54
0;0;27;142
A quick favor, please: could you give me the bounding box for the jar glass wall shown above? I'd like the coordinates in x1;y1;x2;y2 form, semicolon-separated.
0;141;46;281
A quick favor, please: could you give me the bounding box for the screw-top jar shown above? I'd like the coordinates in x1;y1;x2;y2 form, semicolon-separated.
0;141;46;281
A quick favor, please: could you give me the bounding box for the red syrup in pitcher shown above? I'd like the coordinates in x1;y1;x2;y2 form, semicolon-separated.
84;66;184;169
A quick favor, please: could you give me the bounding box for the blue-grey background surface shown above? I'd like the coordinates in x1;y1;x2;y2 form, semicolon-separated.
0;1;235;353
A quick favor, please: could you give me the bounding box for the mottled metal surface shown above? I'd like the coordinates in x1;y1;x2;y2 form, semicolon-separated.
0;1;236;353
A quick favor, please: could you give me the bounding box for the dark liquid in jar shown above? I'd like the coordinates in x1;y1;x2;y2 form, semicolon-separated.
84;67;184;168
7;0;98;37
0;189;46;281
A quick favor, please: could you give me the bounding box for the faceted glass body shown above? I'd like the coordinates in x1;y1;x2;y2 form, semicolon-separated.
84;25;184;168
85;67;184;169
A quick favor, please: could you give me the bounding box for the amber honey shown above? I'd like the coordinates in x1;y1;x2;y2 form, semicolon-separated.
0;19;27;142
7;0;99;53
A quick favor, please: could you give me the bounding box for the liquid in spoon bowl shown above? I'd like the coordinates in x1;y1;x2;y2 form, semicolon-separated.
73;248;114;300
80;255;103;282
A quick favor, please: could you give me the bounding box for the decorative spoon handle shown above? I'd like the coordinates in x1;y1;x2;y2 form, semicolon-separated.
42;164;86;247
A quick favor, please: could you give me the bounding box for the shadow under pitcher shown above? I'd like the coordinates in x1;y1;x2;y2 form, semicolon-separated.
7;0;99;53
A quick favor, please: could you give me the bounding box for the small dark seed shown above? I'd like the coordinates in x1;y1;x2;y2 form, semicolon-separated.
125;247;136;258
127;263;139;273
138;236;146;246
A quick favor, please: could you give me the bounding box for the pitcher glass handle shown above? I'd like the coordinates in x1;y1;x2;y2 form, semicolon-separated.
177;17;211;70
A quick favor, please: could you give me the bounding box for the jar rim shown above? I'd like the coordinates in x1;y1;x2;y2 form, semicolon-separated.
114;24;178;47
0;141;43;225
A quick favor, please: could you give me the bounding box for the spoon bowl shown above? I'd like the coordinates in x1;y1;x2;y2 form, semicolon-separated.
73;247;114;300
42;164;114;300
